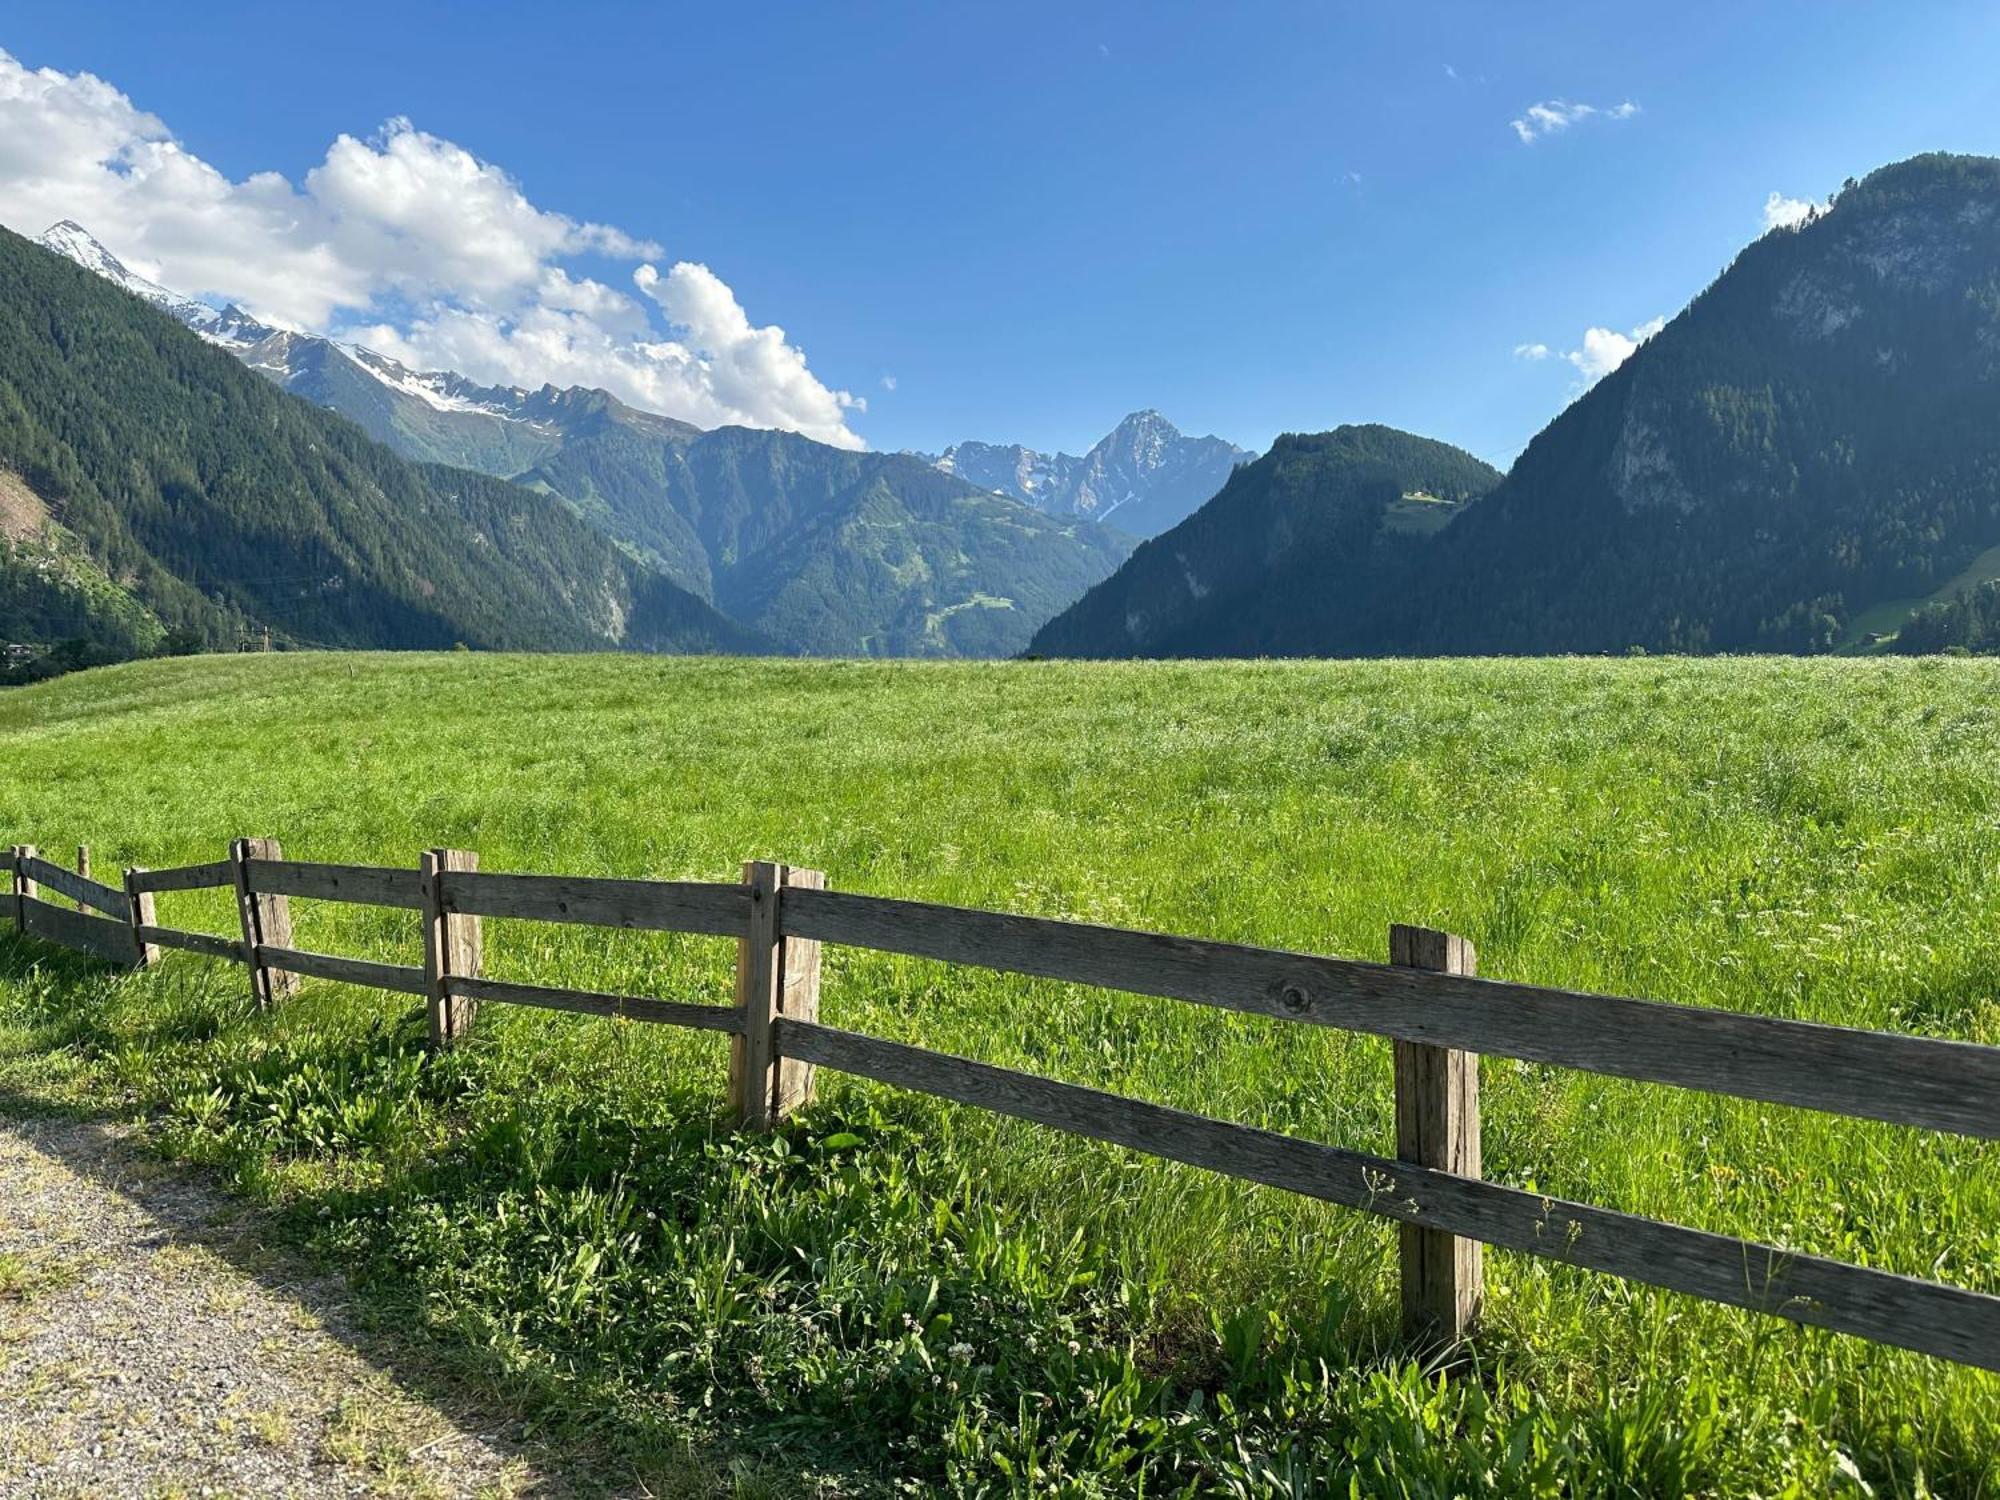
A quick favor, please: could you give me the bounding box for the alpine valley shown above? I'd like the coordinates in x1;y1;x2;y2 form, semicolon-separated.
17;152;2000;675
25;221;1136;661
0;223;773;672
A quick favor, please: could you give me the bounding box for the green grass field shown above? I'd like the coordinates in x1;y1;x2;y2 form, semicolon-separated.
1;652;1997;1496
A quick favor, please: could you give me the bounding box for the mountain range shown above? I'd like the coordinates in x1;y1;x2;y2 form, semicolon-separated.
34;221;1132;657
1028;427;1501;657
18;151;2000;674
0;223;762;676
1034;153;2000;659
921;411;1254;538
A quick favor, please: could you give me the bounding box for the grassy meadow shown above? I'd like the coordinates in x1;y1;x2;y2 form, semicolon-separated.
0;651;1996;1495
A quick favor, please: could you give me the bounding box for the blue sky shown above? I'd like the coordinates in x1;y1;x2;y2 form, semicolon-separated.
5;1;1999;463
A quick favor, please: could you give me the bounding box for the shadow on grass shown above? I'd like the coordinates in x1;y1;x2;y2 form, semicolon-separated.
0;929;865;1498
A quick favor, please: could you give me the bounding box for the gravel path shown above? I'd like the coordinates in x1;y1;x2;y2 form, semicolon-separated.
0;1114;542;1497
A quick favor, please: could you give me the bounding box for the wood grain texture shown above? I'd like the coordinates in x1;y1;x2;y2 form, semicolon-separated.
420;849;480;1048
1391;925;1482;1348
256;945;427;996
231;838;297;1008
123;869;158;967
445;974;740;1033
437;870;747;936
20;856;131;921
128;860;236;894
780;888;2000;1140
20;896;141;964
731;861;784;1129
138;924;244;962
776;1019;2000;1373
774;868;825;1119
245;858;424;910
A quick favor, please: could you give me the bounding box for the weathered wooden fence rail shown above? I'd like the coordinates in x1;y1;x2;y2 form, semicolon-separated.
6;836;1999;1373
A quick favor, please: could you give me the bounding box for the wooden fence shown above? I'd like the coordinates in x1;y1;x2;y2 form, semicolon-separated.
5;836;1999;1373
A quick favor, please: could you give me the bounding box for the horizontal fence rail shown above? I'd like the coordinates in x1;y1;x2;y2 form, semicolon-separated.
775;1019;2000;1372
129;859;235;894
20;896;139;964
6;833;1998;1375
19;856;130;921
245;858;424;910
137;924;242;962
445;974;742;1032
258;945;428;996
781;888;2000;1141
437;870;747;936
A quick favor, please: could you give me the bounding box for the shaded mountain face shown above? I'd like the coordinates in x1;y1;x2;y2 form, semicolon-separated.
523;427;1134;655
1028;426;1501;657
0;224;763;669
1041;153;2000;660
36;221;700;479
925;410;1256;538
1351;152;2000;656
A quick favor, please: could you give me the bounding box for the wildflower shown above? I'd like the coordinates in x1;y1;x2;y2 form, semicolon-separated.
948;1341;974;1360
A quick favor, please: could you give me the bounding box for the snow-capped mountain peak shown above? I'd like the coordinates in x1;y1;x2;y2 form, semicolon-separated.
36;220;221;330
923;411;1256;539
34;218;707;474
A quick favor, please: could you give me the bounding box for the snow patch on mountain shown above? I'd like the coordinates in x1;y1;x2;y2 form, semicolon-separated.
922;410;1256;539
34;220;648;439
38;219;221;330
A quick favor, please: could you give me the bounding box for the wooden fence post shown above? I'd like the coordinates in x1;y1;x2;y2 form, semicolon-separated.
420;848;481;1049
230;837;297;1008
123;868;158;968
1390;923;1483;1351
74;846;90;913
12;844;36;933
730;861;825;1129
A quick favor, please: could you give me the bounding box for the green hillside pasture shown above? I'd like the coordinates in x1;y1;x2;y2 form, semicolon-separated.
1843;541;2000;649
0;653;1995;1495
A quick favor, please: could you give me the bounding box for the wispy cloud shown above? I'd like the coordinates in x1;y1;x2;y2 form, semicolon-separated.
1761;190;1817;232
880;373;897;392
1510;98;1640;144
1515;317;1664;382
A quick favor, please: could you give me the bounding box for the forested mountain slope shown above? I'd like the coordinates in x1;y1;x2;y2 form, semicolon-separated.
1028;427;1500;657
523;425;1134;656
1357;153;2000;655
39;220;1130;659
1038;153;2000;659
0;224;762;670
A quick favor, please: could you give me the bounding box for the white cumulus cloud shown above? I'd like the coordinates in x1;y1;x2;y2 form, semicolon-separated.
1516;318;1664;382
1762;190;1817;232
1510;98;1640;144
1567;317;1664;380
0;48;864;448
